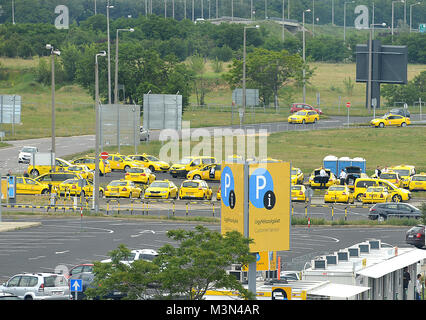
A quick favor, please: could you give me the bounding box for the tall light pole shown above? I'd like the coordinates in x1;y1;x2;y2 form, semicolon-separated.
302;9;311;104
106;1;114;105
12;0;15;24
343;1;354;43
46;44;61;172
331;0;334;25
410;2;421;33
242;25;259;124
392;0;404;43
94;51;106;213
265;0;267;19
282;0;285;41
115;28;134;154
312;0;315;36
367;23;386;117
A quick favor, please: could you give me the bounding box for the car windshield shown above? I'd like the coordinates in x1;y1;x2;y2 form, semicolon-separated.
123;252;136;261
329;186;345;191
22;147;37;153
146;155;160;161
150;182;169;188
124;157;134;162
291;170;299;175
392;169;410;176
128;168;144;173
412;176;426;181
295;111;307;116
68;166;82;171
182;181;200;188
63;179;78;184
109;181;127;187
291;186;302;190
177;158;193;165
380;174;396;179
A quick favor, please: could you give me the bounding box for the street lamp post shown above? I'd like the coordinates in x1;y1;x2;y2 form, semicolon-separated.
410;2;421;33
392;0;404;43
106;1;114;104
115;28;134;154
46;44;61;172
243;25;259;124
94;51;106;213
343;1;354;43
367;23;386;117
302;9;311;104
312;0;315;36
12;0;15;24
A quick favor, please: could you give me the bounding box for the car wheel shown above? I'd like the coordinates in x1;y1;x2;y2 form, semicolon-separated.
194;175;201;180
149;165;155;172
356;193;363;202
99;190;104;198
392;194;402;202
314;118;317;124
379;122;384;128
302;119;306;125
124;165;130;173
31;169;39;177
24;295;33;300
401;122;407;127
41;189;49;195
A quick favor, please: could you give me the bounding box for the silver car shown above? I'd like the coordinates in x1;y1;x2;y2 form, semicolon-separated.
0;273;71;300
18;146;38;164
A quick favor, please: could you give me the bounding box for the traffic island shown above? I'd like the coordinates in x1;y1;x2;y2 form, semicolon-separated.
0;221;41;232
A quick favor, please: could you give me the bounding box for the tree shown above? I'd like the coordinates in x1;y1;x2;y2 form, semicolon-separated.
189;53;207;107
382;71;426;107
85;226;255;300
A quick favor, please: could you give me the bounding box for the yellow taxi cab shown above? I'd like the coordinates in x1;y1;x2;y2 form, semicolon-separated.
179;180;213;200
71;156;111;175
35;172;84;188
408;173;426;191
58;178;105;198
376;171;402;188
216;185;221;201
361;186;392;204
309;168;338;189
65;165;93;181
324;185;354;204
389;165;416;188
370;114;411;128
16;176;50;195
169;156;217;178
144;180;178;199
291;185;306;202
104;180;142;198
291;168;304;185
288;110;319;124
187;164;221;181
106;154;142;172
353;178;411;203
127;154;170;172
125;167;156;184
27;157;77;177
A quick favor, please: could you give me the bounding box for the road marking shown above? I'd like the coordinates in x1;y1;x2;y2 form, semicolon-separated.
28;256;46;260
55;250;70;255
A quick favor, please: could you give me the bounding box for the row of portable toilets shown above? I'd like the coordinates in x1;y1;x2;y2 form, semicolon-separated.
323;155;367;177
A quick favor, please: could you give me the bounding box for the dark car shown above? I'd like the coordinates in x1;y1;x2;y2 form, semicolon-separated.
406;225;425;249
69;272;127;300
385;108;410;118
368;203;421;221
290;103;323;115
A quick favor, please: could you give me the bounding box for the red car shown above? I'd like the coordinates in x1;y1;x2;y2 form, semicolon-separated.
290;103;323;115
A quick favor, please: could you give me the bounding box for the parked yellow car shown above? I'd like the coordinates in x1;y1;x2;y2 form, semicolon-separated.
179;180;213;200
104;180;142;198
28;157;77;177
324;185;354;204
376;172;402;188
389;165;416;188
105;154;142;172
216;185;221;201
16;177;50;195
71;156;111;175
353;178;411;202
144;180;178;199
169;156;216;178
288;110;319;124
127;154;170;172
361;186;392;204
291;168;304;185
35;172;84;188
65;165;93;181
125;167;156;184
58;179;104;198
291;185;306;202
309;168;338;189
408;173;426;191
370;114;411;128
187;164;221;181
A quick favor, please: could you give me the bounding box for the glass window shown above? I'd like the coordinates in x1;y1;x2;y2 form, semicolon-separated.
83;266;93;273
192;159;201;166
182;181;199;188
18;276;32;287
16;177;24;184
28;277;38;287
70;266;84;276
7;276;21;287
25;179;36;185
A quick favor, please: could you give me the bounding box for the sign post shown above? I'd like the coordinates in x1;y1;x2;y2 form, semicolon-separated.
346;102;351;126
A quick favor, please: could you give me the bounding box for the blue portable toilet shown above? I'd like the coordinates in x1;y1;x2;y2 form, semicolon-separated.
323;155;338;176
351;157;366;173
338;157;352;174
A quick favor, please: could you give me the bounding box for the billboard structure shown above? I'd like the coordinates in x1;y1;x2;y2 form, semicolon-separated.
356;40;407;109
100;104;140;149
232;89;260;107
0;95;21;124
143;94;182;131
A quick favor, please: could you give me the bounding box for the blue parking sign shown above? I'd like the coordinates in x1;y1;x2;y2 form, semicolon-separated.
70;279;83;292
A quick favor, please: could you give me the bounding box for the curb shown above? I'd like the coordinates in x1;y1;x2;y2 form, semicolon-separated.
0;222;41;232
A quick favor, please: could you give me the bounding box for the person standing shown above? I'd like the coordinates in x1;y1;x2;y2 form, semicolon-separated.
339;169;347;185
403;267;411;300
374;166;382;178
319;167;328;188
416;274;422;300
